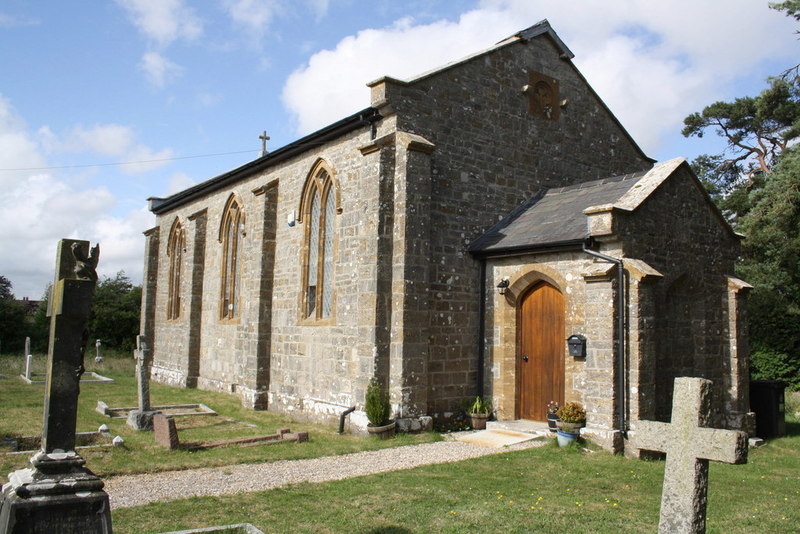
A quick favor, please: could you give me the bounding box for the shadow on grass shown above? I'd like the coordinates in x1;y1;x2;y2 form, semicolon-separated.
365;528;412;534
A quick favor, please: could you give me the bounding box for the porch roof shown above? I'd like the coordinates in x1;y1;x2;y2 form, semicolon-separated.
468;169;648;256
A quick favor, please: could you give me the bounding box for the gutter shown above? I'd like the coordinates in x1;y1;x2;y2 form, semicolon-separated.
581;238;627;434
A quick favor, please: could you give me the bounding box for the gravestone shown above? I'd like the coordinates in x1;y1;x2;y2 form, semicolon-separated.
634;377;748;534
23;337;32;380
127;334;161;430
0;239;113;533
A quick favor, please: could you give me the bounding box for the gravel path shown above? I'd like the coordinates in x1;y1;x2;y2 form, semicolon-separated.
105;436;546;509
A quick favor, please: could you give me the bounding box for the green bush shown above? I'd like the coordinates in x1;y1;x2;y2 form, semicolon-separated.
365;378;390;426
751;349;800;390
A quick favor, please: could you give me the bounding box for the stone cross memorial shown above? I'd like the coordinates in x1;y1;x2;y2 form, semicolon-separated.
127;334;160;430
0;239;113;533
634;377;748;534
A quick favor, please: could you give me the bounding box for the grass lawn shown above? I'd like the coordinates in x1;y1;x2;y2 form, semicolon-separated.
112;424;800;533
3;352;799;533
0;352;439;478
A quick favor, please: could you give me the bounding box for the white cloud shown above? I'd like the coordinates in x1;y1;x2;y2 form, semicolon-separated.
0;96;155;298
281;0;797;156
0;11;38;28
139;51;183;88
0;95;47;188
115;0;202;47
165;172;196;196
223;0;281;36
40;122;174;175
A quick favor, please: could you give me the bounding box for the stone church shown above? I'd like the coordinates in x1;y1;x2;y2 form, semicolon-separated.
140;20;754;452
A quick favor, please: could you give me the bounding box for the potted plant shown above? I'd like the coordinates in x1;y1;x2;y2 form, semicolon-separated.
365;378;395;439
467;396;492;430
555;401;586;448
546;401;560;433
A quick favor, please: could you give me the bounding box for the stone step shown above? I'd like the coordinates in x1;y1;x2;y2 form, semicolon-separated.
486;419;551;436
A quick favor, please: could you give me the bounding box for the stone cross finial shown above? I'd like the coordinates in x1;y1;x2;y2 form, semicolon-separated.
259;130;270;157
634;377;748;534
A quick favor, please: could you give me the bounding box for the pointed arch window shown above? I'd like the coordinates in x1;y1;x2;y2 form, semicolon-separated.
219;195;245;320
166;218;184;320
300;162;339;320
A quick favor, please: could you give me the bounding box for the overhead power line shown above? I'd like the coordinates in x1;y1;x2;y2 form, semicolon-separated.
0;149;260;172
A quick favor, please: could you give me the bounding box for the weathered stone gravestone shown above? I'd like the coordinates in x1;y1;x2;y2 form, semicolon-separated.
0;239;112;533
127;334;161;430
23;337;32;381
634;377;748;534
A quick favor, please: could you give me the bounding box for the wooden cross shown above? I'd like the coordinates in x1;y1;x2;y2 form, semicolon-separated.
259;130;270;157
634;377;748;534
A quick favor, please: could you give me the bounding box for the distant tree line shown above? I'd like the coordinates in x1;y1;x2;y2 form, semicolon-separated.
683;1;800;388
0;272;141;355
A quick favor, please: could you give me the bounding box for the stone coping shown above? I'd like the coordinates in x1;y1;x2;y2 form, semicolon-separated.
96;400;217;418
20;371;114;385
160;523;264;534
2;430;114;455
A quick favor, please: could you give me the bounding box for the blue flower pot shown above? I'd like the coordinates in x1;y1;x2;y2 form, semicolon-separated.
556;430;578;448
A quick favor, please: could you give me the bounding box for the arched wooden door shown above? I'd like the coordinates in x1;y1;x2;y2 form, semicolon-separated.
518;281;565;420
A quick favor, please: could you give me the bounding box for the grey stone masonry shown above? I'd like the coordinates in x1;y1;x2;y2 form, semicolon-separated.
634;377;747;534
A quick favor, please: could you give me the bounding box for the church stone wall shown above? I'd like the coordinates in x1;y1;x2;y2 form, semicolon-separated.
615;166;744;427
150;125;393;420
370;32;653;416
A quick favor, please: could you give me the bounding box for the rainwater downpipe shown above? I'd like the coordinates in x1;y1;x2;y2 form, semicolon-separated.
581;239;627;435
338;406;356;434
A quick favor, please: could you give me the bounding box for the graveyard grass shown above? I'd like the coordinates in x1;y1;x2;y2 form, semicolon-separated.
2;354;798;533
0;352;439;477
112;419;800;534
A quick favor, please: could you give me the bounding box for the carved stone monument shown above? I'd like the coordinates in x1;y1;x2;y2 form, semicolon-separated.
0;239;113;533
634;377;748;534
127;334;160;430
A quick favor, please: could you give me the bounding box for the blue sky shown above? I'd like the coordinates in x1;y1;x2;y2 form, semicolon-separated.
0;0;796;299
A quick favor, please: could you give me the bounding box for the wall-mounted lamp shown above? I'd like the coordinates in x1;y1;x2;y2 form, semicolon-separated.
496;278;510;295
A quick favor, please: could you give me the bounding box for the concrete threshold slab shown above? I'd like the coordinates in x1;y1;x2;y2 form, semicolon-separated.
455;429;540;448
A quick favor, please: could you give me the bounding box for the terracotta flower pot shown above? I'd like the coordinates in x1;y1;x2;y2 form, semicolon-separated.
469;413;490;430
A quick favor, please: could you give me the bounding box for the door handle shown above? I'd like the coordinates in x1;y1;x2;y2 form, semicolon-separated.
522;355;529;362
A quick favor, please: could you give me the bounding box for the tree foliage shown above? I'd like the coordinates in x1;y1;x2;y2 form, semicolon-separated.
0;276;27;353
89;271;142;352
682;75;800;191
735;146;800;388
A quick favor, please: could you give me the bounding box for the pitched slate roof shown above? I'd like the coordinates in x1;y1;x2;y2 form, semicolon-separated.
468;170;650;256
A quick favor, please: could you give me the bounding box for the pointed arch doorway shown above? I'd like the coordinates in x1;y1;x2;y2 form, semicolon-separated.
518;281;565;420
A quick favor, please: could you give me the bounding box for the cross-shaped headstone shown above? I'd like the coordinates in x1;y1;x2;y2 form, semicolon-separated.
634;377;748;534
134;334;151;412
259;130;270;157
